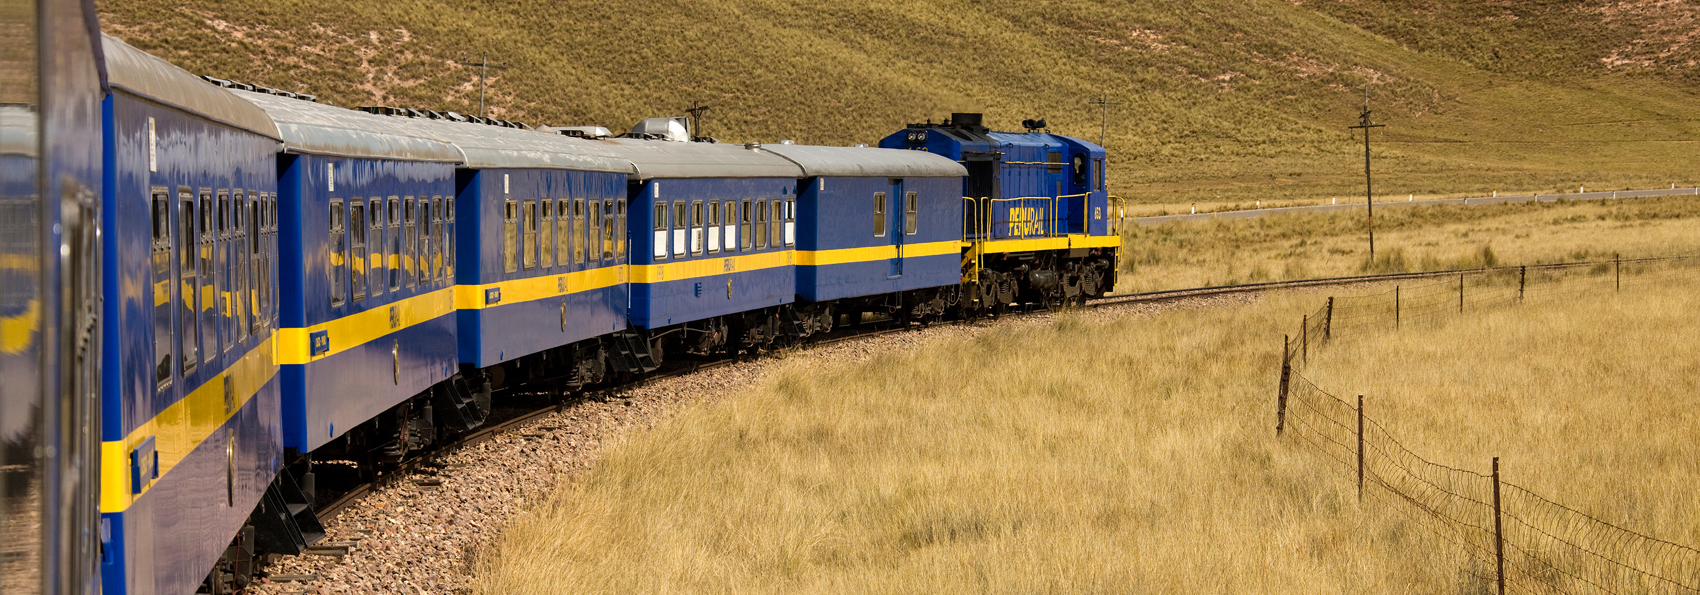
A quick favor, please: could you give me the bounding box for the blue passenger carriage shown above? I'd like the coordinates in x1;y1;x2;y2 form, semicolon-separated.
369;112;637;393
588;120;806;355
764;143;967;325
228;91;475;475
98;36;287;595
881;113;1119;309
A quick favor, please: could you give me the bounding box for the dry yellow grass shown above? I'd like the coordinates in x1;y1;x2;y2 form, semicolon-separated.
1117;195;1700;293
473;267;1700;594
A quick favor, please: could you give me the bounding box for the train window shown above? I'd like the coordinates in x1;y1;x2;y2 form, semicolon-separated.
904;192;918;236
616;199;627;259
435;196;447;280
329;199;346;307
555;199;570;268
690;201;704;256
602;200;615;261
739;200;752;251
873;192;887;237
587;200;601;264
769;200;782;248
421;197;435;281
268;195;278;324
724;201;736;252
445;196;456;279
350;202;366;302
1047;151;1063;174
573;199;586;264
179;193;198;375
522;200;537;270
368;198;384;294
784;198;795;247
755;201;769;249
388;197;402;291
250;192;263;336
707;201;721;253
233;192;249;343
218;191;233;352
652;202;667;260
539;199;553;269
152;190;172;389
503;200;518;273
671;202;686;258
404;197;418;287
1096;159;1105;191
199;189;216;360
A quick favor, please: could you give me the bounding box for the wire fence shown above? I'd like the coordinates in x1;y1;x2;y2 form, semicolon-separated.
1274;253;1700;594
1282;254;1700;369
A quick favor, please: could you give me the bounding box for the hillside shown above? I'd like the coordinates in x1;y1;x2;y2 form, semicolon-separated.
95;0;1699;205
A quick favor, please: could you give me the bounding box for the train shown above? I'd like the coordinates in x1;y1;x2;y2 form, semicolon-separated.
0;16;1120;595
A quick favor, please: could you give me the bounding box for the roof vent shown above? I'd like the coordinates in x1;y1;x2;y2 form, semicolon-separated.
629;117;690;142
779;139;794;145
853;143;868;148
744;142;762;151
551;126;612;139
202;75;315;102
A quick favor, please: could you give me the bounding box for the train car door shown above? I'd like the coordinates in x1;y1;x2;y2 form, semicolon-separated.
888;179;904;278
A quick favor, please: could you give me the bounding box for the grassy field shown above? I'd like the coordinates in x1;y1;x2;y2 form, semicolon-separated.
1115;194;1700;293
472;267;1700;594
94;0;1700;207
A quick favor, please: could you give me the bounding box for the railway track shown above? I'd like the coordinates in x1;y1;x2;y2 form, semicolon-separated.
312;257;1683;525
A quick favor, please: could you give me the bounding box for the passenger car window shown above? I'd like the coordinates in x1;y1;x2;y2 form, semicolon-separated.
873;192;887;237
503;200;518;273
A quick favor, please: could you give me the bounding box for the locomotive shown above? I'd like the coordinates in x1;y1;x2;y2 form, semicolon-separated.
1;25;1119;595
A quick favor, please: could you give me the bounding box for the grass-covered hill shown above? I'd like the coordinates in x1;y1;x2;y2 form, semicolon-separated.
97;0;1698;205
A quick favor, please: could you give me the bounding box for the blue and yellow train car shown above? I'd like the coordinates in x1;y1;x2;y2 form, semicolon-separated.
377;115;636;390
98;36;285;595
598;127;805;354
763;143;967;324
233;91;468;463
881;113;1118;308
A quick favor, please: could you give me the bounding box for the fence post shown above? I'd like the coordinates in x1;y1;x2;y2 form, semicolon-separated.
1395;285;1400;329
1616;254;1621;291
1519;266;1526;303
1459;273;1465;313
1324;297;1334;341
1357;395;1364;502
1277;335;1291;436
1493;457;1506;595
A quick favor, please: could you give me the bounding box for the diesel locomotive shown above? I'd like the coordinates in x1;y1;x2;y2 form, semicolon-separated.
1;24;1120;595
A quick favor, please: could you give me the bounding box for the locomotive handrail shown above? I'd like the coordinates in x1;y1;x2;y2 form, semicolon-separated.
986;195;1061;238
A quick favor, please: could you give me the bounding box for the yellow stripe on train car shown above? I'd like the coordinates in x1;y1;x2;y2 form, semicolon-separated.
99;336;277;513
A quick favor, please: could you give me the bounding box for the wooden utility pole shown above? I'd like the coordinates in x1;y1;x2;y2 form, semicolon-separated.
686;101;712;141
1347;89;1385;260
1088;96;1123;148
454;54;508;119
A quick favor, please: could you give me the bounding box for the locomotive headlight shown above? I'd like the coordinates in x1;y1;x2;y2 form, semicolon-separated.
907;131;926;144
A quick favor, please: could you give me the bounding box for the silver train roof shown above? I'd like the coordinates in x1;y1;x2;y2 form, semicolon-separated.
230;90;462;163
758;143;967;178
392;118;634;173
101;34;281;140
590;138;803;181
